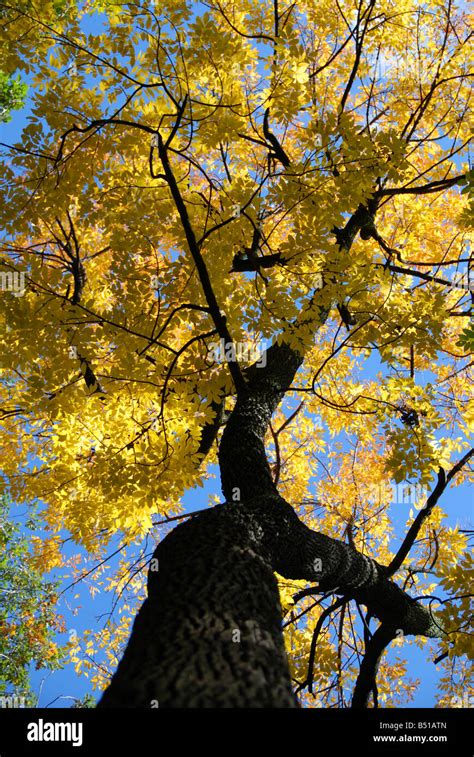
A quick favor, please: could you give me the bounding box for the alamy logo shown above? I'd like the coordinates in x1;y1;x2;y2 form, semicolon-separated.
0;695;26;708
449;271;473;291
27;719;83;748
450;691;474;708
208;338;267;367
0;271;26;297
391;483;428;506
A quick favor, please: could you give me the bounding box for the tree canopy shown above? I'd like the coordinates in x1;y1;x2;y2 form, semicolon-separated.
0;0;472;707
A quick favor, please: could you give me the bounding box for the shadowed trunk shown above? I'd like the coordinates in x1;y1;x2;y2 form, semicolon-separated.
98;503;298;707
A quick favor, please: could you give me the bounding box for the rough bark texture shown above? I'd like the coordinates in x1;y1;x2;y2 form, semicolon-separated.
98;503;298;707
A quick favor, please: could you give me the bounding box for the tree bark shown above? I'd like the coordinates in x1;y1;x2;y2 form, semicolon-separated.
98;502;298;707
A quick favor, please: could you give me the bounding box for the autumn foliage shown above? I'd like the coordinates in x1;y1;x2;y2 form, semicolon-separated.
0;0;472;706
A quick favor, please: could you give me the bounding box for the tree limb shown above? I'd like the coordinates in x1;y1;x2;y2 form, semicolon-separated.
351;624;398;708
387;449;474;577
376;174;465;197
156;131;247;394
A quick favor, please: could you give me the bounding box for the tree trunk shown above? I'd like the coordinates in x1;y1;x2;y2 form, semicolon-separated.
98;503;298;707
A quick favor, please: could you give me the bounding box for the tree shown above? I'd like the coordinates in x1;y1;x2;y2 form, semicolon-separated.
0;0;472;708
0;495;65;704
0;72;27;124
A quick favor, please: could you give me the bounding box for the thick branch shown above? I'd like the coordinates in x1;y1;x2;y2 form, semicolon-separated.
197;397;226;458
387;449;474;577
156;132;246;394
376;174;465;197
262;108;290;168
351;624;397;708
242;494;440;638
219;341;306;500
385;263;461;288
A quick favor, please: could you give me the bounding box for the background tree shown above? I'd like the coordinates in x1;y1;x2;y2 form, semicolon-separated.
0;494;65;704
0;0;472;707
0;72;27;124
